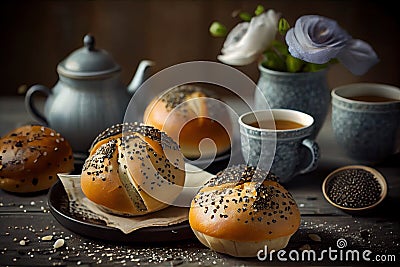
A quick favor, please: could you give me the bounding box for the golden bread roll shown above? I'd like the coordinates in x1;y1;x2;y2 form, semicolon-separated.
81;122;186;216
189;165;301;257
0;125;74;193
143;85;231;159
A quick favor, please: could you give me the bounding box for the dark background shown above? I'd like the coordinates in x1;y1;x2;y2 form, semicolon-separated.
1;0;399;97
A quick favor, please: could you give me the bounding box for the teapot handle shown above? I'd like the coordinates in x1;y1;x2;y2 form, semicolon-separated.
24;84;51;125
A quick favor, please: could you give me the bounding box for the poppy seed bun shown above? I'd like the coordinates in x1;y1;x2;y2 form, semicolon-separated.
143;85;231;159
189;165;301;257
81;123;186;216
0;125;74;193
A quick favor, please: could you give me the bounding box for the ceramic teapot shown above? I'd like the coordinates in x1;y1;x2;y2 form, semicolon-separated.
25;34;154;156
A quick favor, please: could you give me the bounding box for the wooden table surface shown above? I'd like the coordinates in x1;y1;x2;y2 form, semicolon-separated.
0;96;399;266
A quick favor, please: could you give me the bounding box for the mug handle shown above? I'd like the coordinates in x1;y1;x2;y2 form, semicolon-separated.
24;84;50;125
297;139;320;175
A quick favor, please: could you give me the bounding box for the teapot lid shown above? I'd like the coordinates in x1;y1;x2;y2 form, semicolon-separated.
57;34;121;79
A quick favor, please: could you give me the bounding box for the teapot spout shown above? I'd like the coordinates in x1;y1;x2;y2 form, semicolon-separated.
127;59;155;95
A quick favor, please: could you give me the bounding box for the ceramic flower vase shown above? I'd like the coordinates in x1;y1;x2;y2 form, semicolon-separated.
254;64;330;139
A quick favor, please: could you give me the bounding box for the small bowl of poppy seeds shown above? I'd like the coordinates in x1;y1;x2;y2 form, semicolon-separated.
322;165;387;214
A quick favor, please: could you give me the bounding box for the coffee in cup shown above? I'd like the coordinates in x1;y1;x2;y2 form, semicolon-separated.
248;119;305;130
239;109;319;183
331;83;400;164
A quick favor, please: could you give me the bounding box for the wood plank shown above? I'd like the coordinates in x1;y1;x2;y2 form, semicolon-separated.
0;212;398;266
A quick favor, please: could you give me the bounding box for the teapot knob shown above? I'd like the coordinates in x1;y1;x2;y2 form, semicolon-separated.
83;34;95;51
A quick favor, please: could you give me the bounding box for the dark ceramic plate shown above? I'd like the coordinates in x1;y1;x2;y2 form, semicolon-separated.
187;151;231;175
47;180;195;243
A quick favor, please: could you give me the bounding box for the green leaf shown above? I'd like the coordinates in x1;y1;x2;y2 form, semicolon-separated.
254;5;265;16
239;12;252;22
209;21;227;37
286;55;304;73
262;50;286;71
278;18;290;35
271;40;289;56
303;63;328;72
328;58;339;65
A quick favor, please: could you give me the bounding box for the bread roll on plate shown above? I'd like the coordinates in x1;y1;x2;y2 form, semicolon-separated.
143;85;232;159
81;122;186;216
189;165;301;257
0;125;74;193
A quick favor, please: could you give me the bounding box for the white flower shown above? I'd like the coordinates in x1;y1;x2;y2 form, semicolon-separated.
217;9;280;66
214;8;379;75
285;15;379;75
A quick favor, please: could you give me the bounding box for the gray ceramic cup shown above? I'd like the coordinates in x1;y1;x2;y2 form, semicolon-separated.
239;109;320;183
331;83;400;164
